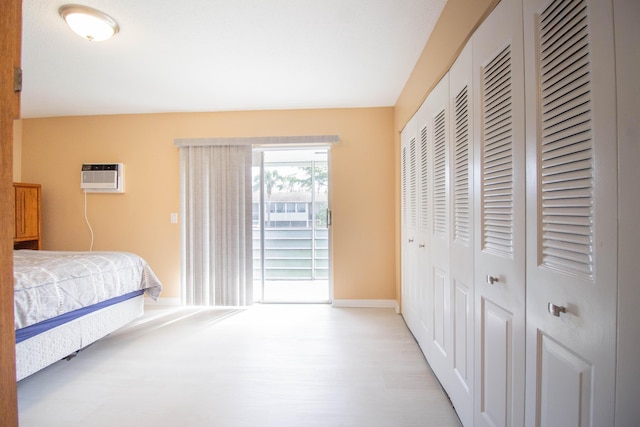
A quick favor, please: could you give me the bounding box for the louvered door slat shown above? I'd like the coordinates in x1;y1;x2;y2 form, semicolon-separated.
543;123;591;149
541;132;590;155
544;139;590;158
542;205;591;217
543;69;589;98
537;0;593;278
542;17;588;65
454;86;470;243
409;138;417;229
542;166;591;181
542;187;592;200
541;56;589;98
540;1;586;52
485;165;513;179
544;89;589;123
543;33;589;76
544;226;591;245
485;148;512;165
543;214;592;226
434;109;447;236
420;126;429;231
485;224;513;233
482;45;514;257
542;247;591;266
541;257;592;276
485;54;511;88
402;147;407;224
543;240;591;258
485;228;513;239
484;108;512;133
542;61;589;103
485;91;512;115
543;196;591;207
542;99;590;131
484;135;512;153
542;179;591;194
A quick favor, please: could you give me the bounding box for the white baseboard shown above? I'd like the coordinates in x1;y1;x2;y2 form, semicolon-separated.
332;299;399;313
144;296;181;306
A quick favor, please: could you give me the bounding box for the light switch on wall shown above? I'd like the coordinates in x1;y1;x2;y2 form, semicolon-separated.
170;213;178;224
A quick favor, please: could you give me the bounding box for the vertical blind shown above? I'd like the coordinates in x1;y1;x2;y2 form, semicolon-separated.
178;144;253;306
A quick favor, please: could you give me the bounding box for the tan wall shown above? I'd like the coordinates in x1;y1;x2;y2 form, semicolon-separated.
392;0;498;304
394;0;499;131
19;0;499;304
20;108;396;301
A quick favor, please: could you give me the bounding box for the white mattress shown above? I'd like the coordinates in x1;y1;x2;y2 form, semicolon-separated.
14;250;162;330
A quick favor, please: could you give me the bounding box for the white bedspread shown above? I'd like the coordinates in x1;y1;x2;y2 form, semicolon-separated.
14;250;162;330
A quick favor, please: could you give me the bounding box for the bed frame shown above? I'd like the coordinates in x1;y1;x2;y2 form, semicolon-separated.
16;295;144;381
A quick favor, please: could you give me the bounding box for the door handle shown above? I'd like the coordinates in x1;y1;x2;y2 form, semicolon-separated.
486;275;499;285
548;303;567;317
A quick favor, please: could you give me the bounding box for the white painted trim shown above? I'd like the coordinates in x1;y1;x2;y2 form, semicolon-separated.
144;297;181;306
332;299;399;313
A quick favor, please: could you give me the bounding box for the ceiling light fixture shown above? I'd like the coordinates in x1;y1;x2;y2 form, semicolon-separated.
59;4;119;42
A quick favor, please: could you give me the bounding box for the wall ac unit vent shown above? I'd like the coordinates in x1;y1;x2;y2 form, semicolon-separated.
81;163;124;193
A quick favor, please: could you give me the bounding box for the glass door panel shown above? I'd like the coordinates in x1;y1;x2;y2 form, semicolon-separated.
252;148;330;303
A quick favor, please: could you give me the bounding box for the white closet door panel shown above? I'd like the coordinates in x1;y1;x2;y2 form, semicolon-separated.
480;299;513;427
417;101;433;358
453;281;470;380
539;334;593;427
426;74;453;391
448;39;474;427
401;115;421;339
433;268;447;353
473;0;526;426
524;0;617;426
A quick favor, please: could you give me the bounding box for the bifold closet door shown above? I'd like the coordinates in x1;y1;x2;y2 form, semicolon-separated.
448;40;474;427
416;99;434;359
400;116;421;339
523;0;618;425
401;106;433;358
423;74;452;392
472;0;526;426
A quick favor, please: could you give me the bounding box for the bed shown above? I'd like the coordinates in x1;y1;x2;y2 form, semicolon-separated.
13;250;163;381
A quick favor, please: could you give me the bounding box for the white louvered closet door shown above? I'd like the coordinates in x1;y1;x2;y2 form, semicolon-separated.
472;0;526;426
416;100;433;359
401;116;421;338
425;74;453;393
523;0;618;426
448;40;474;427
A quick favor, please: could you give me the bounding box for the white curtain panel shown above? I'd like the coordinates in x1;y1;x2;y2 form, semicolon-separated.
179;145;253;306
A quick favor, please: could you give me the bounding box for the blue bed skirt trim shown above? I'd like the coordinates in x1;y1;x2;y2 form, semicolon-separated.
15;290;144;344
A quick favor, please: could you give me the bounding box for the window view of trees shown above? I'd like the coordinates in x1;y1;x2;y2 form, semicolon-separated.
252;150;329;284
253;159;328;228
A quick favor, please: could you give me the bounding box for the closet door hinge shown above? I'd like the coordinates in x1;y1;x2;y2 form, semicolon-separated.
14;67;22;92
327;210;332;226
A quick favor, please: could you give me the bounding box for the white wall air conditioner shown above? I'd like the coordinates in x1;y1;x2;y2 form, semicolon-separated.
81;163;124;193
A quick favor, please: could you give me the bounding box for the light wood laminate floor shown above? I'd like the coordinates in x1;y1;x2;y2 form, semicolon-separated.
18;304;461;427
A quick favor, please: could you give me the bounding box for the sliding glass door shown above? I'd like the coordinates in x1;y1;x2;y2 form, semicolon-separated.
252;148;331;303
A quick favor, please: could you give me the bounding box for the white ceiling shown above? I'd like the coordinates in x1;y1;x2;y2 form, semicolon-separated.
21;0;446;118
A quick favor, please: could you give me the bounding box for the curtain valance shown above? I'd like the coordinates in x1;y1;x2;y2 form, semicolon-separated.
174;135;339;147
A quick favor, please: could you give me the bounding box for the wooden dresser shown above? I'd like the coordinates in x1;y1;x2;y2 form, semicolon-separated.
13;182;41;250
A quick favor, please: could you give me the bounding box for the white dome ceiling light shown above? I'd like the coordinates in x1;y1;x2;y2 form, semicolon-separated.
59;4;119;42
